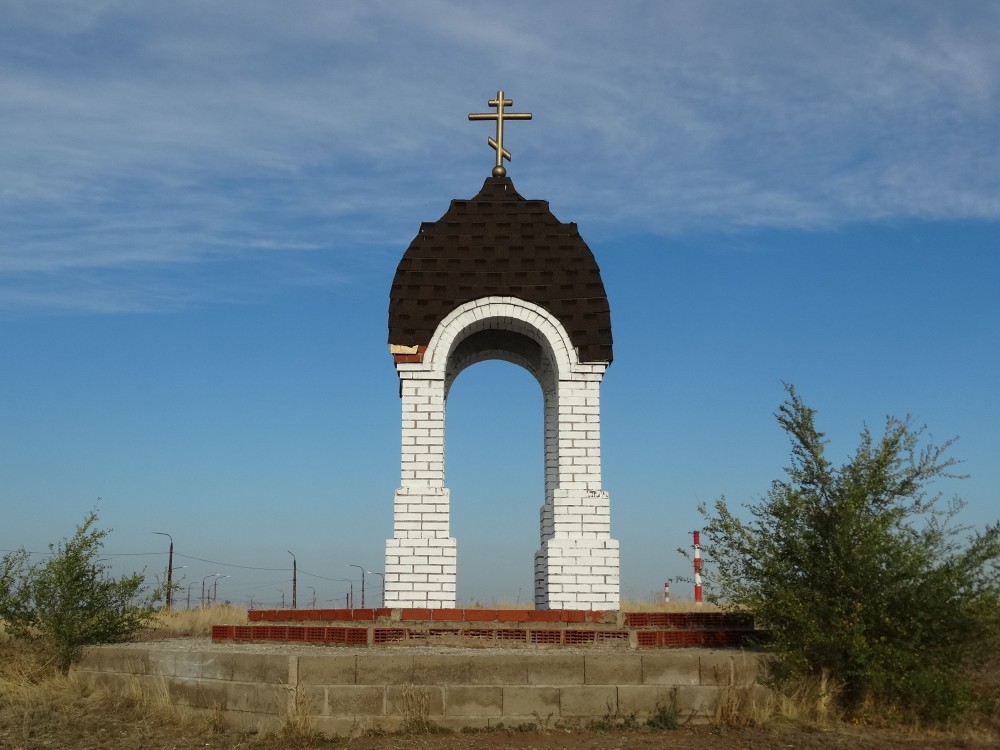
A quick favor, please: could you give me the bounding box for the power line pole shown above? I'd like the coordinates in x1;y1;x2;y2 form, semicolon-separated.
153;532;173;609
348;564;365;608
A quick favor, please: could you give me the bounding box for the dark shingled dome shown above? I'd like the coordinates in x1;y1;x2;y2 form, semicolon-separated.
388;176;613;363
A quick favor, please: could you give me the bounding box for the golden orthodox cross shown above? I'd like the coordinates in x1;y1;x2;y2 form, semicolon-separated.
468;90;532;177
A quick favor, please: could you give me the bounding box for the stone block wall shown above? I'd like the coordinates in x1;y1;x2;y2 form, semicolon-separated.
73;645;767;736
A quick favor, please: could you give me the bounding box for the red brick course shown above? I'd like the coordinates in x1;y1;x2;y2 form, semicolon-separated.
225;609;760;649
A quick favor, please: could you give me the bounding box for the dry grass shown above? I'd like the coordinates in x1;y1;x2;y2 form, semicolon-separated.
144;603;248;638
149;597;720;616
0;640;189;746
462;597;722;612
773;669;845;725
710;658;855;729
712;656;776;728
968;642;1000;736
394;684;434;733
621;598;723;613
462;598;531;609
0;637;321;749
278;688;321;746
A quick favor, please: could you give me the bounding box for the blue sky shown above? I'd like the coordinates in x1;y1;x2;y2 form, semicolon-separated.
2;2;998;608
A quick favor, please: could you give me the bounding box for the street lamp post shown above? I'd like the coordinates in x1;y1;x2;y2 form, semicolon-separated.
347;564;365;608
213;575;229;604
306;586;317;608
202;573;223;607
152;532;173;609
288;550;297;609
187;581;195;609
367;571;385;608
331;579;354;608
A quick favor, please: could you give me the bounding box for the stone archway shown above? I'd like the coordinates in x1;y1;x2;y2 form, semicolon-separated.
385;175;619;610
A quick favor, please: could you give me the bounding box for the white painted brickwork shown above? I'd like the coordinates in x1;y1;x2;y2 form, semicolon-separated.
386;297;619;610
534;537;621;609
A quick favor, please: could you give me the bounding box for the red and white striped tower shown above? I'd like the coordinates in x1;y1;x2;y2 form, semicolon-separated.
663;580;670;602
692;530;703;605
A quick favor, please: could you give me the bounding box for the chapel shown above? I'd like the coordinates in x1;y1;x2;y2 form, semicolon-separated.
383;92;619;610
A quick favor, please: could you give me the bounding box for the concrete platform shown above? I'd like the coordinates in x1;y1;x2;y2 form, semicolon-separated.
73;640;768;735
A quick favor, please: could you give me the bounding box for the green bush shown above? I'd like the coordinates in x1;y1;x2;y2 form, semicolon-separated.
699;384;1000;721
0;511;154;672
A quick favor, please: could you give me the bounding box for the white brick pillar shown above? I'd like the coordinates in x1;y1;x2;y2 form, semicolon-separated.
383;373;457;608
534;367;619;610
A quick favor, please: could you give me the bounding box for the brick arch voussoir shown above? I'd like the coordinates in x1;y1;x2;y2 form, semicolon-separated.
444;347;557;399
423;297;577;382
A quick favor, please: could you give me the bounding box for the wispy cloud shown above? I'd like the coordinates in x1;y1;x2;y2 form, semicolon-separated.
2;1;998;313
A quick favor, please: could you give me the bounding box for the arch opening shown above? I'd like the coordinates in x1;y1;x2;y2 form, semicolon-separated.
445;328;549;398
447;358;541;605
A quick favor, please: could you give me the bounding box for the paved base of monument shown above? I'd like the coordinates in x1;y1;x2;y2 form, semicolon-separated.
72;639;769;735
